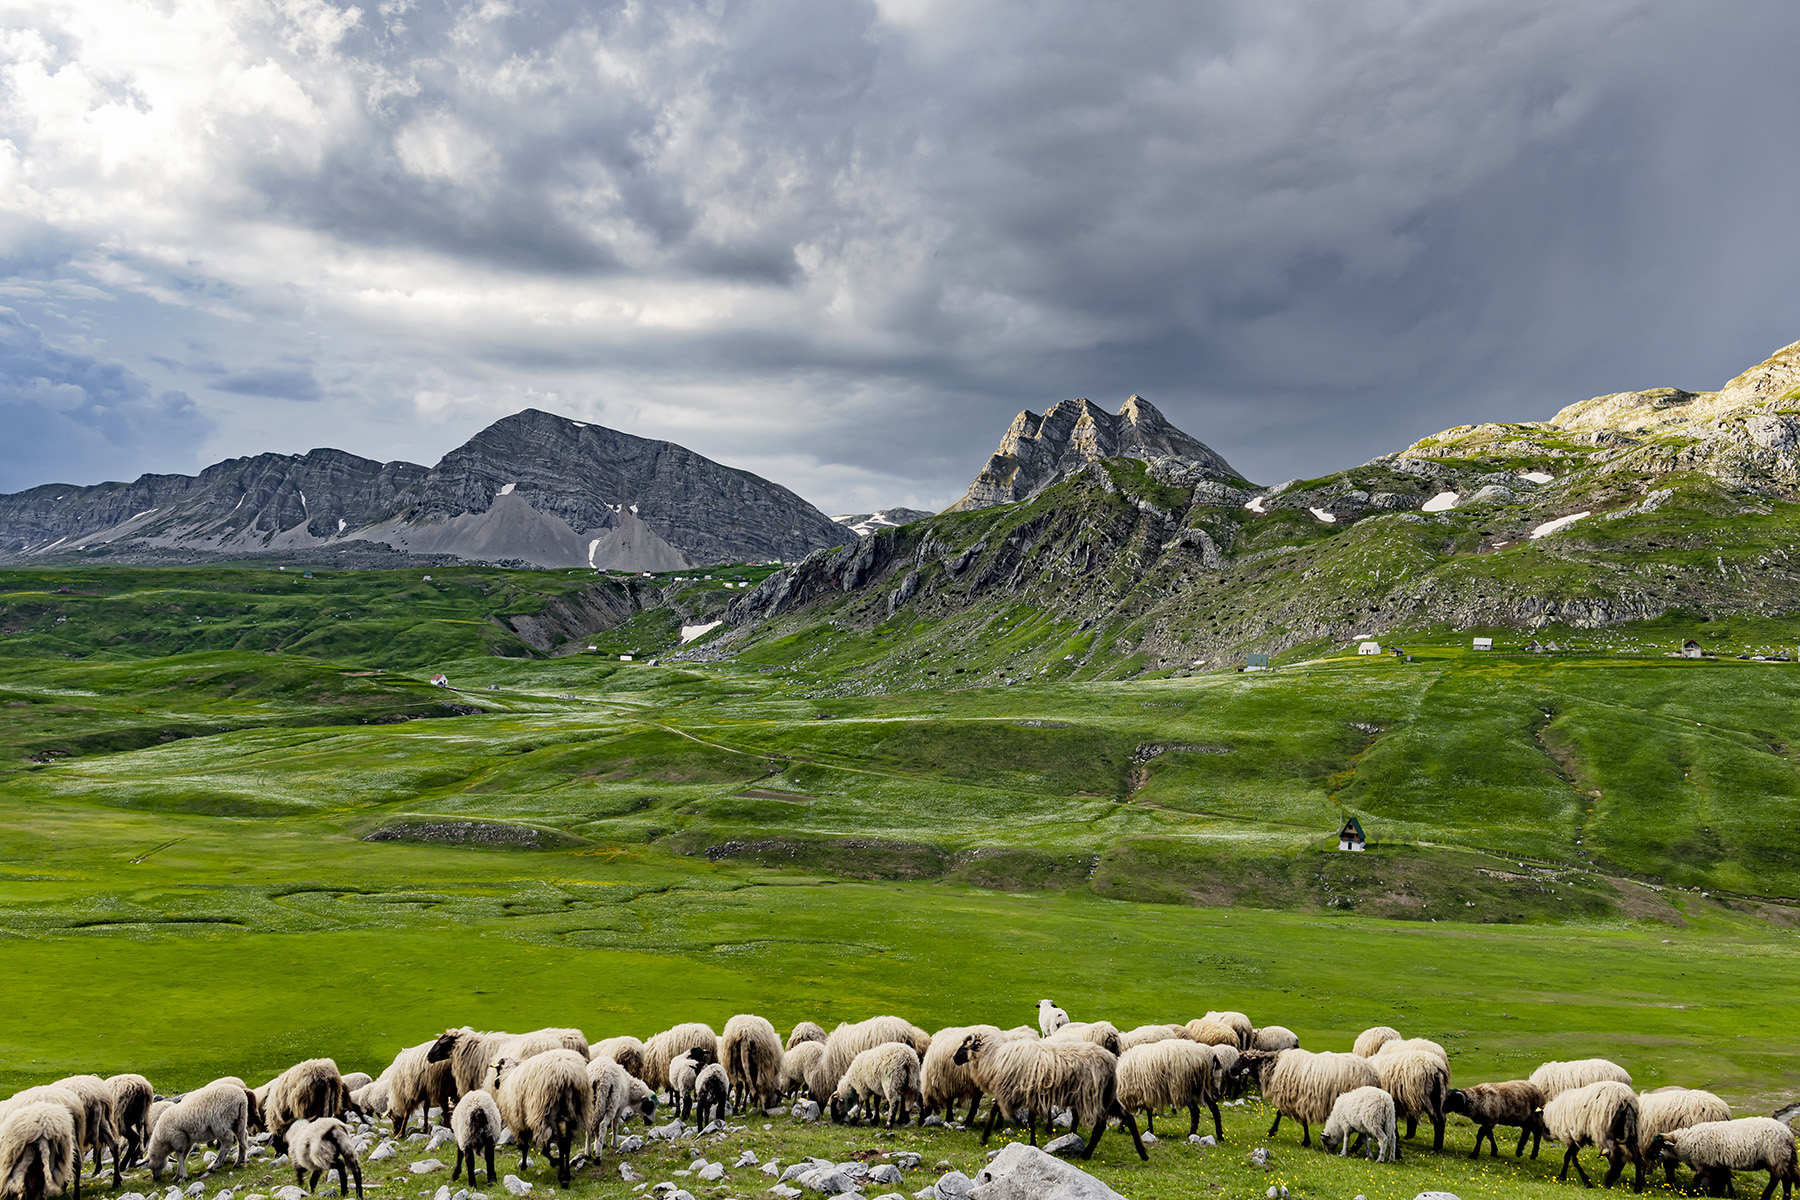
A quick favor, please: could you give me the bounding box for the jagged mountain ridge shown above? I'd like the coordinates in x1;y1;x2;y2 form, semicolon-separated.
0;409;849;570
831;508;935;536
950;394;1244;511
699;337;1800;684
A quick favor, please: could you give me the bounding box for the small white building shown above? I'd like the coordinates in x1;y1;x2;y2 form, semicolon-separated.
619;654;634;662
1357;641;1381;656
430;673;449;687
1472;637;1493;651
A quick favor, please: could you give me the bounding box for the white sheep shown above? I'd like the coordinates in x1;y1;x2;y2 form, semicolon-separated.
1352;1026;1402;1058
47;1078;115;1189
585;1057;654;1159
1541;1079;1641;1189
347;1076;388;1128
285;1117;362;1200
378;1042;451;1138
450;1088;502;1187
491;1050;591;1187
1204;1011;1254;1050
1637;1089;1732;1187
428;1028;589;1099
692;1063;731;1127
1237;1048;1380;1148
667;1052;701;1119
1252;1026;1300;1053
1037;1000;1069;1038
0;1089;86;1199
1321;1086;1399;1162
1118;1024;1190;1052
144;1079;250;1184
922;1026;1004;1125
103;1075;152;1171
1650;1117;1797;1200
830;1044;922;1129
1530;1058;1632;1101
778;1042;825;1102
1375;1050;1450;1151
787;1021;828;1049
721;1014;784;1113
1047;1021;1122;1055
263;1059;349;1152
1115;1039;1226;1140
1185;1017;1243;1048
590;1036;647;1084
806;1016;930;1102
952;1031;1147;1161
0;1101;76;1200
641;1023;719;1096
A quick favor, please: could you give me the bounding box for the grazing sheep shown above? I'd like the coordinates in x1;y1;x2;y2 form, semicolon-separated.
830;1044;923;1130
1236;1049;1380;1149
1048;1021;1123;1056
1531;1059;1632;1102
263;1060;349;1152
778;1042;826;1102
103;1076;152;1171
1115;1040;1226;1140
1202;1011;1254;1051
0;1090;85;1200
428;1028;588;1098
286;1117;362;1200
347;1077;388;1128
144;1079;250;1185
1353;1026;1403;1058
491;1050;591;1187
1639;1088;1732;1185
1542;1079;1641;1190
47;1079;115;1188
1119;1024;1191;1052
1375;1050;1450;1151
338;1073;371;1095
641;1024;720;1098
1038;1000;1069;1038
0;1101;76;1200
585;1057;654;1158
807;1017;929;1103
1186;1017;1244;1048
721;1014;784;1113
922;1026;1004;1125
1321;1086;1399;1162
786;1022;828;1049
1002;1026;1040;1041
1212;1045;1242;1100
1252;1026;1300;1053
451;1089;501;1187
1445;1081;1547;1159
379;1042;452;1138
590;1037;647;1084
952;1031;1147;1161
516;1028;590;1059
692;1063;731;1127
1650;1118;1798;1200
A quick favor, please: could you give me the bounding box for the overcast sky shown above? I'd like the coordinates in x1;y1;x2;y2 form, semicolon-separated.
3;0;1798;511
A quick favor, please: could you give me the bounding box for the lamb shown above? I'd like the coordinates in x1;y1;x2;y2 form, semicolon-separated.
1201;1011;1253;1050
103;1076;152;1171
1252;1026;1300;1053
691;1063;731;1127
641;1023;720;1098
1236;1048;1380;1148
1115;1039;1226;1140
720;1014;784;1112
778;1042;825;1102
144;1079;251;1185
491;1050;591;1187
1037;1000;1069;1038
285;1117;362;1200
1531;1058;1632;1102
830;1044;922;1130
1445;1081;1546;1159
1119;1024;1191;1052
450;1089;501;1187
1048;1021;1123;1055
590;1036;647;1084
1638;1088;1731;1185
0;1089;85;1200
0;1101;76;1200
263;1059;349;1152
786;1022;828;1049
1649;1117;1798;1200
952;1031;1147;1161
921;1026;1003;1125
667;1053;702;1119
378;1043;451;1138
1353;1026;1402;1058
47;1078;116;1188
807;1017;930;1102
1541;1079;1641;1189
585;1057;654;1158
1320;1086;1399;1162
1375;1050;1450;1151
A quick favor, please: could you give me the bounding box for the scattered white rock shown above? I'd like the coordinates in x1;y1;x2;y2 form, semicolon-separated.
921;1115;944;1128
737;1152;760;1168
933;1171;971;1200
912;1191;937;1200
867;1165;903;1186
968;1144;1124;1200
837;1162;870;1181
768;1189;802;1200
1188;1134;1216;1147
369;1142;398;1163
792;1101;821;1123
619;1165;642;1183
502;1177;532;1197
1042;1134;1084;1157
409;1161;445;1174
890;1153;921;1170
699;1120;726;1136
798;1168;858;1195
698;1164;725;1182
434;1187;451;1200
275;1189;307;1200
779;1165;814;1183
1140;1132;1157;1146
202;1152;218;1169
186;1185;206;1198
617;1135;644;1153
427;1129;456;1152
1413;1194;1461;1200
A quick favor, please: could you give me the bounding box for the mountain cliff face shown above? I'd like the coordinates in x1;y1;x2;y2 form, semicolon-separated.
0;409;848;570
950;394;1245;511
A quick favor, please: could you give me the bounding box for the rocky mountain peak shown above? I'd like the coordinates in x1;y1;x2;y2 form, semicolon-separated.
951;394;1243;511
1548;337;1800;435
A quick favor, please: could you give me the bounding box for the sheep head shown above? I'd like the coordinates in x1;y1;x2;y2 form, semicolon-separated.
952;1033;986;1068
1234;1049;1280;1088
1646;1133;1679;1164
426;1030;465;1064
1443;1088;1470;1117
687;1042;718;1067
489;1056;521;1089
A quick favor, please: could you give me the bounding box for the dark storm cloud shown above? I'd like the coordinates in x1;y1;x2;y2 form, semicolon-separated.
3;0;1799;506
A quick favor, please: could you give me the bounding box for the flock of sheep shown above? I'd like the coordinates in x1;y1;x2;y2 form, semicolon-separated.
0;1000;1792;1200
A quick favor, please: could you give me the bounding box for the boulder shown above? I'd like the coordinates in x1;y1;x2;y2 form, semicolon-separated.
502;1176;532;1196
1042;1134;1085;1157
367;1142;397;1163
409;1160;446;1174
617;1134;645;1153
867;1165;903;1185
698;1163;725;1182
933;1171;972;1200
736;1151;760;1168
792;1100;822;1122
967;1144;1125;1200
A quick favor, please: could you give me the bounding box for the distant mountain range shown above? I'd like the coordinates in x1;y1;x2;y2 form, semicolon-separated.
831;508;935;537
0;410;849;570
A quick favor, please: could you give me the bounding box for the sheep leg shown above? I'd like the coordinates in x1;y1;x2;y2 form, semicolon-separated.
517;1131;532;1173
452;1147;466;1183
980;1101;1001;1146
346;1154;364;1200
1268;1111;1283;1138
1349;1132;1367;1157
1299;1120;1311;1149
1432;1115;1445;1153
1762;1170;1779;1200
1601;1147;1625;1190
1404;1115;1418;1139
1473;1123;1491;1158
1026;1108;1038;1147
1119;1103;1150;1161
1563;1145;1594;1188
484;1142;497;1184
557;1129;572;1187
1209;1100;1225;1141
965;1096;981;1126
